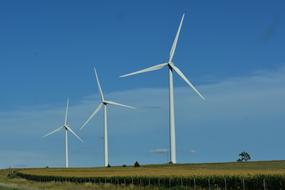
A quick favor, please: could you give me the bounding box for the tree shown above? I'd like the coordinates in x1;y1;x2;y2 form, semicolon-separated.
134;161;140;167
237;151;251;162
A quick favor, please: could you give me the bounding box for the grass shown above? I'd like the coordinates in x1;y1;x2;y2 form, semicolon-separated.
18;160;285;177
0;169;173;190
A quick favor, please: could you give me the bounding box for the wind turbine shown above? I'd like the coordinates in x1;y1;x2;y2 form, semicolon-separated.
120;14;205;164
43;99;83;168
80;67;135;167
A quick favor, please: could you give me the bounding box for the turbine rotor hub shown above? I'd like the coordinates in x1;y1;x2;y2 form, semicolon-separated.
168;62;174;68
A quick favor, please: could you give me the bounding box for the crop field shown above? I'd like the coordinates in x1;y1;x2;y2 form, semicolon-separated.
18;160;285;177
6;160;285;190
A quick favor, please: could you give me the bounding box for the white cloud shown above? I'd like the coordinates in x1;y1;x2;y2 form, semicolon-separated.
150;148;169;154
190;149;197;154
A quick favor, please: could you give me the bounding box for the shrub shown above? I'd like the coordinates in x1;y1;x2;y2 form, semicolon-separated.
134;161;140;167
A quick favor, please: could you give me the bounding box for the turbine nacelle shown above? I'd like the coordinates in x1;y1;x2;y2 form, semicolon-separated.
168;62;174;69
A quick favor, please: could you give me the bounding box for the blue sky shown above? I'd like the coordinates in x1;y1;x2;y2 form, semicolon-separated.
0;0;285;168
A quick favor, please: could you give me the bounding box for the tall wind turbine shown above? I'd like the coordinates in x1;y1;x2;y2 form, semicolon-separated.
80;67;135;167
43;99;83;168
120;14;205;164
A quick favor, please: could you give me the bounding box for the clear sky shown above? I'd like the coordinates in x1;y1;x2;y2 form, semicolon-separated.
0;0;284;168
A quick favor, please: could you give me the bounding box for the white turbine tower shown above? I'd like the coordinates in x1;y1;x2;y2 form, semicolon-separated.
43;99;83;168
80;67;135;167
120;14;205;164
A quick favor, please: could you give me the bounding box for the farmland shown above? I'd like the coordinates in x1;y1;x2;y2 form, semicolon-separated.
17;160;285;177
2;160;285;189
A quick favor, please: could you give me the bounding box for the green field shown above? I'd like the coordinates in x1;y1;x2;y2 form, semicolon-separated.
2;160;285;190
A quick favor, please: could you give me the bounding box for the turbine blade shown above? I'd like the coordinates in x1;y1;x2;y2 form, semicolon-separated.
104;100;135;109
94;67;104;101
120;63;168;78
170;65;205;100
64;98;69;126
42;126;64;138
66;126;83;142
169;14;185;62
80;103;103;130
